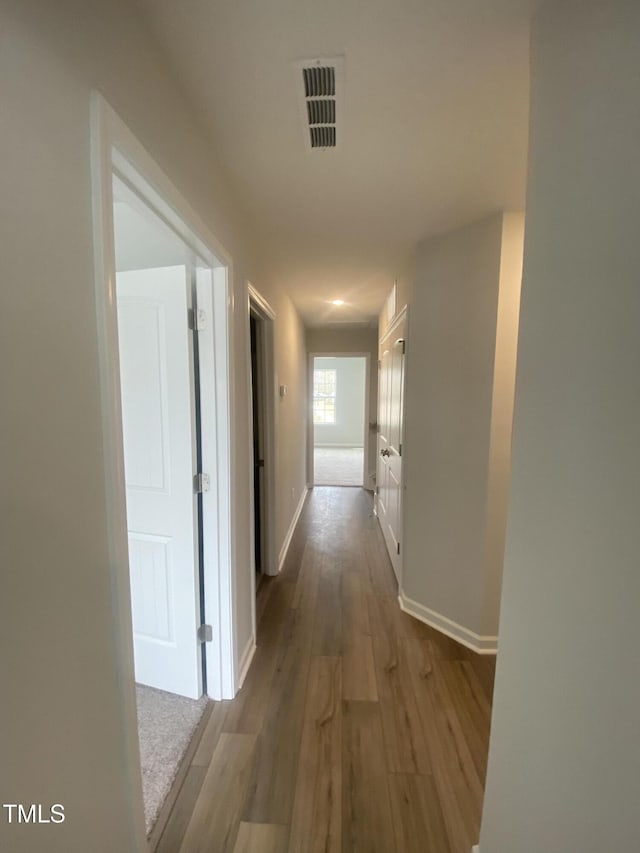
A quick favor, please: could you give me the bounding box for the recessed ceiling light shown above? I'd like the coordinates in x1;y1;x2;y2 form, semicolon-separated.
331;299;345;306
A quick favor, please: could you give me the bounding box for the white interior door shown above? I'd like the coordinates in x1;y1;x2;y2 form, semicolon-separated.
116;265;202;699
377;314;406;581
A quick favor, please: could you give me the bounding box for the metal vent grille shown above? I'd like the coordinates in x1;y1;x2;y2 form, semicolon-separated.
299;60;340;149
306;99;336;125
303;66;335;98
310;126;336;148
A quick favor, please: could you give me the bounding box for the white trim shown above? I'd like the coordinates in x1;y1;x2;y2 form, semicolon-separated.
90;94;148;853
202;265;236;700
307;356;315;486
381;303;408;348
398;590;498;654
91;93;237;727
236;639;257;692
472;846;481;853
245;283;276;664
248;282;276;320
278;486;309;572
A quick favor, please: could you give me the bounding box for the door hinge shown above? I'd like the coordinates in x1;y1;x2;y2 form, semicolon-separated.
194;473;210;493
397;542;401;556
396;337;406;355
188;308;207;331
198;624;213;643
375;485;379;495
399;443;403;457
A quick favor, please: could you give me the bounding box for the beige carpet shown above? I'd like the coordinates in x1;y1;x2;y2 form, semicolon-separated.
314;446;364;486
136;684;209;835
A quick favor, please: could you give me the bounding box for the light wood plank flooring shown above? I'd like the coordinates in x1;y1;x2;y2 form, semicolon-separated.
156;487;496;853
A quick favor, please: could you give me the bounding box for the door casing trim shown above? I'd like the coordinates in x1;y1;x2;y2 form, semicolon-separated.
247;283;277;582
90;92;237;849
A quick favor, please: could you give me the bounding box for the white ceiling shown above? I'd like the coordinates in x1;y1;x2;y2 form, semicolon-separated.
139;0;537;326
113;199;187;273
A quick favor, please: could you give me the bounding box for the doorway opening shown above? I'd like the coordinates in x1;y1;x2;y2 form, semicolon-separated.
111;181;210;835
92;96;235;848
112;181;212;833
250;314;262;576
310;355;369;487
247;285;277;586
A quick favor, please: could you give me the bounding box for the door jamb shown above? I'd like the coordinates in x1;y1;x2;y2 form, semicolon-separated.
308;352;371;488
91;92;237;849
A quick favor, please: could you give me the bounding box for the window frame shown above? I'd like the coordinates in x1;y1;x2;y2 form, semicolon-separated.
312;367;337;424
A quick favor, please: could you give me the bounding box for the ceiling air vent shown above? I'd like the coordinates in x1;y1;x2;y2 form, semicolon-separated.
296;58;344;151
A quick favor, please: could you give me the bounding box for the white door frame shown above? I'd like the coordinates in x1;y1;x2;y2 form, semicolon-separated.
308;352;371;487
247;284;277;582
90;93;237;850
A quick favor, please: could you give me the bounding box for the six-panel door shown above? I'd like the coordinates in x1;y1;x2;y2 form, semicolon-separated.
116;265;202;699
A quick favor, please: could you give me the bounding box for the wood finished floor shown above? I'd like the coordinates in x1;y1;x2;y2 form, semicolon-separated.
156;487;496;853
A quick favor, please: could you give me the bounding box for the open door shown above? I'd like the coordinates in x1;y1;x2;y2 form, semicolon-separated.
116;264;202;699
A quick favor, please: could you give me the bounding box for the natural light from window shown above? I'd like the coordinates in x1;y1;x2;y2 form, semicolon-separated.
313;368;337;424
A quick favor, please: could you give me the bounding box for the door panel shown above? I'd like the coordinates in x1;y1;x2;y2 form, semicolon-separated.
117;265;201;699
128;533;173;641
118;299;169;490
376;315;406;582
377;348;390;525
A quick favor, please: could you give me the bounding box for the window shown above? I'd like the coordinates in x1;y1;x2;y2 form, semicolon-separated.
313;368;336;424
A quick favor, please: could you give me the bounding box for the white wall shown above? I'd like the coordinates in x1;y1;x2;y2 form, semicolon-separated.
401;213;523;643
479;2;640;851
0;2;306;850
313;357;366;447
306;326;379;487
271;293;308;548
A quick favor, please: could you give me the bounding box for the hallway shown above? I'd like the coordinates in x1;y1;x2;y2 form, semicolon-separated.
156;488;495;853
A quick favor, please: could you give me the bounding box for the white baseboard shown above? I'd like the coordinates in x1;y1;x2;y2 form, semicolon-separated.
278;486;309;572
398;590;498;655
472;846;480;853
236;637;256;692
